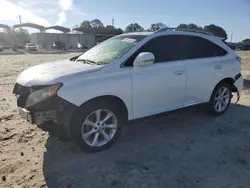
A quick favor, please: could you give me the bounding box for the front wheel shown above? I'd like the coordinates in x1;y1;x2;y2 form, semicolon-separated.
71;102;123;152
209;83;232;116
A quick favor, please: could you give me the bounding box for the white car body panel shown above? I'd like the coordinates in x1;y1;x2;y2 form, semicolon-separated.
16;59;103;86
184;54;239;104
57;65;134;119
131;60;186;119
15;31;243;121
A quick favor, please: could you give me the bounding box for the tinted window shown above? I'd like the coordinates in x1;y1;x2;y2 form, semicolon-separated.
183;36;227;59
124;35;185;66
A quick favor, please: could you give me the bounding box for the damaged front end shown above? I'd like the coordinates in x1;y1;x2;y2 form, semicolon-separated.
13;83;77;139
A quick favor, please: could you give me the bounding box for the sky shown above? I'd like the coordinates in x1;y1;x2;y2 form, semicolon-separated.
0;0;249;42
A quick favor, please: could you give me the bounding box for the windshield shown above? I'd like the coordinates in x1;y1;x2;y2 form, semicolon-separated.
77;35;147;64
27;43;35;46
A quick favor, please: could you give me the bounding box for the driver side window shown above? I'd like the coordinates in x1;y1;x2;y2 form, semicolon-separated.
124;35;184;66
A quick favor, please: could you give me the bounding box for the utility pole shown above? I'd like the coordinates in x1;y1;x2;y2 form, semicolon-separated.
112;18;114;27
230;32;233;43
19;15;22;31
19;15;22;25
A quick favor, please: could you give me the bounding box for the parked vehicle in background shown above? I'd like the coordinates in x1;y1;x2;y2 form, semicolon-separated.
52;41;65;50
13;28;243;152
237;44;250;51
226;42;239;50
0;44;3;52
77;43;88;49
18;44;25;49
26;43;37;51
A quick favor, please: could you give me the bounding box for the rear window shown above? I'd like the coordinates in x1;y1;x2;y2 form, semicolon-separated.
183;36;227;59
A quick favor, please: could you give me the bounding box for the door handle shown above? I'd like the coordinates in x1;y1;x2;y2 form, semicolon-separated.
214;65;223;69
174;70;185;75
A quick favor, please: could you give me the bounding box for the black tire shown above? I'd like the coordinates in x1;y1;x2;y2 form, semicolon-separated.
71;99;124;152
209;82;232;116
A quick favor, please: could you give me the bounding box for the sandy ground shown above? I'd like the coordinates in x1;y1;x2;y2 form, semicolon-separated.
0;52;250;188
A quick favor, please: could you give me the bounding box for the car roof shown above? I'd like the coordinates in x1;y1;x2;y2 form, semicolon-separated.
121;32;153;36
121;30;222;40
120;30;230;52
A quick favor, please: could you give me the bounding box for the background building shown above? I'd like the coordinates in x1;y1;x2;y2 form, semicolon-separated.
31;32;95;50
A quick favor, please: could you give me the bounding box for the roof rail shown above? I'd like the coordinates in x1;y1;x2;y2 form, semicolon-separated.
155;27;214;36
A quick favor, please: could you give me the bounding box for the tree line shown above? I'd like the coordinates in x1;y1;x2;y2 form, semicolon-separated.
80;20;250;44
125;23;228;39
77;19;123;35
0;28;30;46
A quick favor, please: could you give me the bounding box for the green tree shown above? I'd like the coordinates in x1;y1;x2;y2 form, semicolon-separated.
0;32;11;45
125;23;144;33
114;28;123;35
90;19;104;28
177;23;202;30
241;38;250;45
149;23;166;31
105;25;123;33
14;29;31;45
188;23;202;30
106;25;114;29
80;20;92;28
204;24;227;38
177;24;188;29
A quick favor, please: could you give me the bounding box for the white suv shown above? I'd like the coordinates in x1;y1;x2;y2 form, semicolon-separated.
13;28;243;152
25;43;38;51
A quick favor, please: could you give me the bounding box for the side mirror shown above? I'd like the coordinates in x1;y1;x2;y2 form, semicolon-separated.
133;52;155;67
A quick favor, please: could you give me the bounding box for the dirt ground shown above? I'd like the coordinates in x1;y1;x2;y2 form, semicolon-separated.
0;51;250;188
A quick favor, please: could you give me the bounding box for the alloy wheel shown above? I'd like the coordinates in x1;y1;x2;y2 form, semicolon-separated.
214;86;231;112
81;109;118;147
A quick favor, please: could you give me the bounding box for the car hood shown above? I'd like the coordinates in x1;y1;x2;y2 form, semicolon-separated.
16;59;103;86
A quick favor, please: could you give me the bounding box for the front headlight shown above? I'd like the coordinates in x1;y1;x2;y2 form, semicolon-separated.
25;83;63;107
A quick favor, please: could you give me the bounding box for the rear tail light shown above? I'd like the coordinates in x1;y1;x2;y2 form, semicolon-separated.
236;56;242;64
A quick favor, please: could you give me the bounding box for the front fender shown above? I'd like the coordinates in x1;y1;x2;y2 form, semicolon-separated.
57;68;133;120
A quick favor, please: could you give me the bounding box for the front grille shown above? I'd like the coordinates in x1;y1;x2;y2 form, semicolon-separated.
13;83;30;107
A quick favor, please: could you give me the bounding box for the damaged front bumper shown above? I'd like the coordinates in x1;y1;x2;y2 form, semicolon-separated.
13;83;77;138
18;108;56;125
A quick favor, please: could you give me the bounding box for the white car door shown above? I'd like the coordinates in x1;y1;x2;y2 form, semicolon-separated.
128;35;187;119
181;35;229;105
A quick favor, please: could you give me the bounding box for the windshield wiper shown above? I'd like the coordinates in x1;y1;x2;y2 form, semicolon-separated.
77;59;99;65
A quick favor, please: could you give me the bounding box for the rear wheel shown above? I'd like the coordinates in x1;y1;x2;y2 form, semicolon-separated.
209;83;232;116
71;101;123;152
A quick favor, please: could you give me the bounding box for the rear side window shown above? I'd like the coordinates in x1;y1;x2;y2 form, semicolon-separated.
183;36;227;59
124;35;185;66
